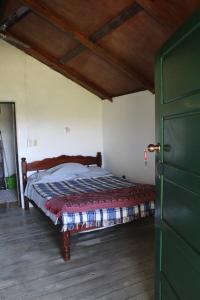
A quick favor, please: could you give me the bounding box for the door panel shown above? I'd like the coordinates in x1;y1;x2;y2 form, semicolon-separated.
164;164;200;196
161;230;200;300
161;278;179;300
163;112;200;173
162;22;200;103
163;179;200;252
155;8;200;300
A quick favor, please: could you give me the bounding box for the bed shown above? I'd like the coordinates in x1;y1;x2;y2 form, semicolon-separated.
22;152;155;261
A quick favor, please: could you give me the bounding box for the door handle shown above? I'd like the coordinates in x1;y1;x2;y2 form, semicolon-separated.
147;143;161;153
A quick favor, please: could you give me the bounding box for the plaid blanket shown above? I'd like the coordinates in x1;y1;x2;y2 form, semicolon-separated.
45;186;155;216
32;176;135;199
61;202;155;231
32;176;155;231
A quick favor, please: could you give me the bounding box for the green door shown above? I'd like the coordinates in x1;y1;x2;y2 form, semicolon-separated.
155;9;200;300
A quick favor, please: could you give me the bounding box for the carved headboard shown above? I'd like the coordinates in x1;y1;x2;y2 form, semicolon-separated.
21;152;102;189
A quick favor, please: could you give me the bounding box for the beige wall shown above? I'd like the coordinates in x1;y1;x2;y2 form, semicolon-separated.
102;91;155;184
0;41;103;206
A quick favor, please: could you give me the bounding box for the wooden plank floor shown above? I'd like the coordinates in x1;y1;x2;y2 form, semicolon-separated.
0;207;155;300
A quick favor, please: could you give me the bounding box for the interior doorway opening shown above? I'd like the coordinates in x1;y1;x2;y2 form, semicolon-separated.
0;102;20;207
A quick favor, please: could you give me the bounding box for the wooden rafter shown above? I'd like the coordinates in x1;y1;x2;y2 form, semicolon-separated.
21;0;154;91
60;2;142;64
0;5;31;30
6;31;113;101
114;87;147;98
60;45;85;64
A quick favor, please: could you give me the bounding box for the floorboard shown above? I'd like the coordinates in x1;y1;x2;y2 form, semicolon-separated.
0;189;18;204
0;207;155;300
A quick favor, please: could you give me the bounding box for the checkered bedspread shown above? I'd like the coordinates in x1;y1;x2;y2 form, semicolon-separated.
32;176;155;231
61;202;155;231
33;176;135;198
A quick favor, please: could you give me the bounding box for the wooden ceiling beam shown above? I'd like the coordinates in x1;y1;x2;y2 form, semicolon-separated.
112;87;147;98
0;5;31;31
21;0;154;91
6;31;113;101
60;2;142;64
61;44;85;64
27;50;114;101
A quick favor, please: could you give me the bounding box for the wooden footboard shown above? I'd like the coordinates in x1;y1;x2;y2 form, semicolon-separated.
21;152;102;262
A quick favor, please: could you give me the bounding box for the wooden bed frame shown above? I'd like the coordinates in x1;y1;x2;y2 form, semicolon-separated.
21;152;102;261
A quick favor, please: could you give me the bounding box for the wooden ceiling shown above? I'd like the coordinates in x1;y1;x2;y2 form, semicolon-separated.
0;0;199;101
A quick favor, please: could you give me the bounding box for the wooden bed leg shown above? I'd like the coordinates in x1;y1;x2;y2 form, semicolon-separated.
62;231;70;261
24;196;30;210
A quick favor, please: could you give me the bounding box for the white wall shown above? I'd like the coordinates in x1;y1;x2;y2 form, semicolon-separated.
0;40;156;207
0;41;103;206
102;91;155;184
0;104;16;176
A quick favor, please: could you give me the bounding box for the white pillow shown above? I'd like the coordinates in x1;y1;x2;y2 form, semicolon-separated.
27;163;88;183
76;166;111;179
46;162;88;175
27;164;111;184
27;171;45;181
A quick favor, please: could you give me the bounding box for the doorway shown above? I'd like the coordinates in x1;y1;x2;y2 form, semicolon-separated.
0;102;20;207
